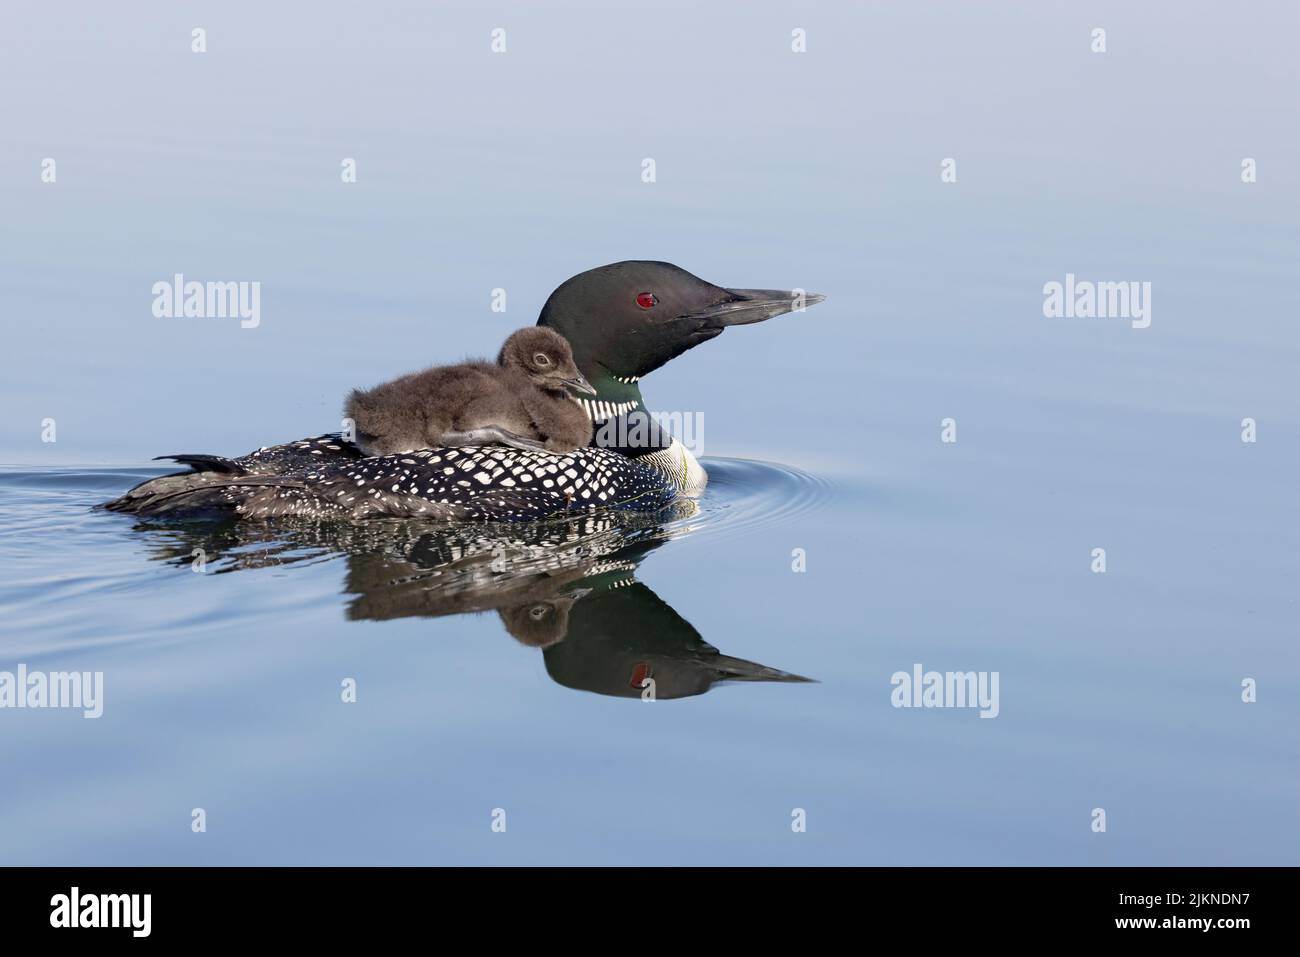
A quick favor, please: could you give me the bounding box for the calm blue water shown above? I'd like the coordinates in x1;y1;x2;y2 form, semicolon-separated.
1;1;1297;865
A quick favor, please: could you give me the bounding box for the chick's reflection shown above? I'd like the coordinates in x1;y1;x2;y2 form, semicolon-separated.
499;589;588;648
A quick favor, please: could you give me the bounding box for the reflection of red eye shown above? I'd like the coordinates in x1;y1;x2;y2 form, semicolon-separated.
636;292;656;309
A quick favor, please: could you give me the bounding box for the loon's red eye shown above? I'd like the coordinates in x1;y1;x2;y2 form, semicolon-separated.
636;292;657;309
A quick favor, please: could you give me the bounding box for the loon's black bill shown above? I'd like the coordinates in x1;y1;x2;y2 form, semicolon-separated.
562;373;598;396
689;288;827;327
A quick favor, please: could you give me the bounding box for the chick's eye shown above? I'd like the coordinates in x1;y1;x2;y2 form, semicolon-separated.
636;292;657;309
534;353;551;366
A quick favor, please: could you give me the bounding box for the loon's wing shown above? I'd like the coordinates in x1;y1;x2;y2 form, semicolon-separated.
234;434;363;474
153;435;363;477
154;453;249;475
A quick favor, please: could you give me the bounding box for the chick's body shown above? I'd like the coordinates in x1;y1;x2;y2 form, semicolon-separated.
345;328;594;456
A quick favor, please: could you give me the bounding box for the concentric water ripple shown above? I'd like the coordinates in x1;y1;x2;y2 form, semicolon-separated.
685;457;835;543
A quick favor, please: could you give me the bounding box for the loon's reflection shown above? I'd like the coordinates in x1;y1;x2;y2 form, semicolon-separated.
132;508;811;700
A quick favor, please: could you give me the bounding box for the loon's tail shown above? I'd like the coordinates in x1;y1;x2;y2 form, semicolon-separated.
101;472;308;517
103;439;360;518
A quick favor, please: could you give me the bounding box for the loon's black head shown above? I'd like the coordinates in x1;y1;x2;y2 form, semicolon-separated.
537;261;824;385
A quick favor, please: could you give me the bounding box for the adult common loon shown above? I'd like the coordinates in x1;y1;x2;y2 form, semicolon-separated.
103;261;824;522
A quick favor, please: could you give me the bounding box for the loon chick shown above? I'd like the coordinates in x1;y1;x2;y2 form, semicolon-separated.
345;327;596;456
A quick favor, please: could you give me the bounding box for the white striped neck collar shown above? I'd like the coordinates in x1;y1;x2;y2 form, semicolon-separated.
576;396;642;423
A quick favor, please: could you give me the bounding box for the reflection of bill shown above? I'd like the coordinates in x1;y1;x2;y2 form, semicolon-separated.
540;574;810;700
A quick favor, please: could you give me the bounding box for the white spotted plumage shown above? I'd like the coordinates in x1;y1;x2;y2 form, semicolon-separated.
110;432;699;522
